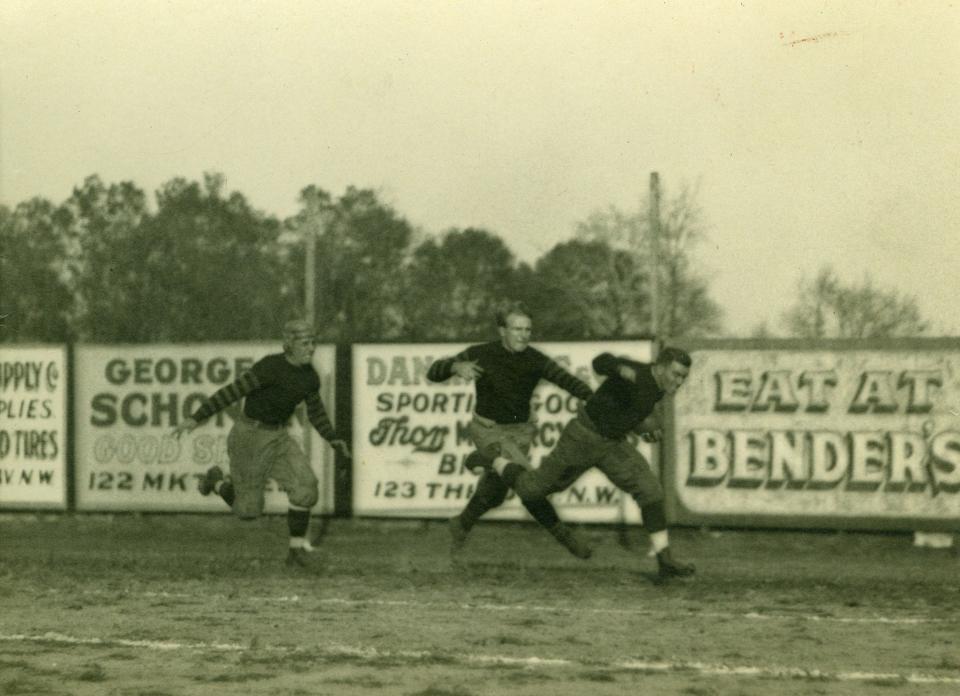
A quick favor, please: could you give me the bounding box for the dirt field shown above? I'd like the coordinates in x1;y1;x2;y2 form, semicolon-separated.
1;514;958;696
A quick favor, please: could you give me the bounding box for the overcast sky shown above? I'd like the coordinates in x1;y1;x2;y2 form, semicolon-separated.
2;1;958;336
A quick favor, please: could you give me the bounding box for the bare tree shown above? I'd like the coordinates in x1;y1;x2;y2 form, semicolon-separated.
576;181;723;338
782;266;928;338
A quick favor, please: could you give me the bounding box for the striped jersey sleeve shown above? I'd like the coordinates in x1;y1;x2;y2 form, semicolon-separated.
191;370;261;423
426;348;473;382
592;352;645;378
541;356;594;401
305;390;337;441
592;352;620;377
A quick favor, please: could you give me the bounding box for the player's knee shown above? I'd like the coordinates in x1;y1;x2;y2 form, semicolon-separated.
485;485;508;507
475;474;508;506
289;483;319;509
514;475;550;503
631;490;664;508
478;442;502;460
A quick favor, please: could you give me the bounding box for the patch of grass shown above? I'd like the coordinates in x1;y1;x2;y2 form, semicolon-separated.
578;670;616;682
862;677;909;688
560;634;591;646
103;651;138;661
242;651;315;666
324;675;387;688
0;662;31;673
936;655;960;670
77;663;106;682
195;672;275;683
498;669;555;684
406;687;476;696
0;677;48;696
507;616;545;628
681;686;717;696
494;634;532;646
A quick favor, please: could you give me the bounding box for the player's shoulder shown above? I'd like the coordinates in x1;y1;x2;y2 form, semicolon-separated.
636;362;658;385
254;352;286;369
304;364;321;388
523;344;550;362
469;341;501;357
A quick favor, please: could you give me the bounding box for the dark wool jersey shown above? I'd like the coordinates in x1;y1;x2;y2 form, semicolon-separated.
190;353;337;441
585;353;665;440
427;342;593;424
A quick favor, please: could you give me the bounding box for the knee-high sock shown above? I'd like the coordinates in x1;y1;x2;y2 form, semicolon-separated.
217;480;236;507
287;507;311;538
522;497;560;529
460;474;508;531
636;497;667;533
498;461;525;490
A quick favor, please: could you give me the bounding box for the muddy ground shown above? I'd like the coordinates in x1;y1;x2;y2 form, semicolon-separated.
1;514;958;696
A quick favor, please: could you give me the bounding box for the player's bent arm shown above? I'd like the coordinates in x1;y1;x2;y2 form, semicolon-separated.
305;391;338;441
541;355;594;401
426;349;469;382
305;392;352;458
593;353;645;382
592;353;625;377
190;370;261;423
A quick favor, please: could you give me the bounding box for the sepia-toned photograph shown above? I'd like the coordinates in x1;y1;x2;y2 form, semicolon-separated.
1;2;958;694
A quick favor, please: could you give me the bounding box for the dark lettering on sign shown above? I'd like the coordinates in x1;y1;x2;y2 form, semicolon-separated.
103;357;252;386
88;471;134;491
0;399;54;419
366;356;439;386
560;485;621;505
368;416;449;452
375;391;475;414
0;362;48;392
89;392;228;428
372;480;417;498
530;392;581;415
0;430;59;460
424;481;478;500
0;468;56;486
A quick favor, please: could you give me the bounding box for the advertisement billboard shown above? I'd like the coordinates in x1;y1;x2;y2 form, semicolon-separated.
75;344;337;513
0;345;68;509
352;341;654;523
667;343;960;530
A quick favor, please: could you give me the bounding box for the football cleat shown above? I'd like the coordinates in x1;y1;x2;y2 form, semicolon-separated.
464;449;495;473
285;547;317;570
198;466;224;496
548;522;593;560
656;548;696;579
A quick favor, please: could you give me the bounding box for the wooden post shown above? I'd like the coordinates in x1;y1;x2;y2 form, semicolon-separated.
305;215;317;324
648;172;661;339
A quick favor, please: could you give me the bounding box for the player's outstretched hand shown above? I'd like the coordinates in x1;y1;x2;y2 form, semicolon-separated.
171;417;198;440
640;428;663;443
331;439;352;459
453;360;483;381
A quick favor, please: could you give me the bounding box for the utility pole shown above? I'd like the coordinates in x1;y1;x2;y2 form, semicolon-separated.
304;214;317;324
302;205;323;475
648;172;661;340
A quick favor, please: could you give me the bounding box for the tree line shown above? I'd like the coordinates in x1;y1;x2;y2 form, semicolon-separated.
0;172;929;344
